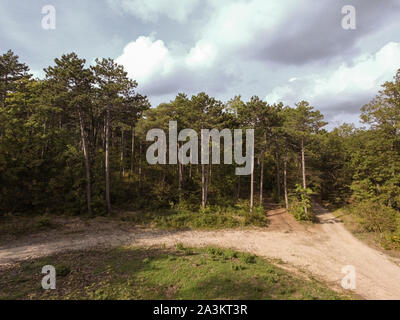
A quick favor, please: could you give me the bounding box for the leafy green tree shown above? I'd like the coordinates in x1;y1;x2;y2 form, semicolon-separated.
92;58;139;214
353;70;400;209
44;53;95;215
284;101;326;214
0;50;30;108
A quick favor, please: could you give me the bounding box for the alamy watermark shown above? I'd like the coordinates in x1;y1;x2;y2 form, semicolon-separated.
39;4;356;31
342;5;356;30
146;121;254;176
41;265;56;290
41;5;56;30
341;265;356;290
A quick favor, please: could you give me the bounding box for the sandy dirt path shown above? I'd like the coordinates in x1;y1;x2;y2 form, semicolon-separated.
1;204;400;300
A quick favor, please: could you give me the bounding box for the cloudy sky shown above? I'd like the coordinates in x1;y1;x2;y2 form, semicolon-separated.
1;0;400;128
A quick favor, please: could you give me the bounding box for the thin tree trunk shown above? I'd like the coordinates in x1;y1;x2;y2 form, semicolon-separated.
260;152;264;206
120;129;125;177
205;164;209;206
178;144;182;200
284;143;289;210
78;107;92;215
237;176;241;200
105;107;111;215
181;162;184;188
110;128;113;148
204;151;211;209
139;142;142;188
250;152;254;213
275;138;281;200
301;137;307;216
301;138;306;189
209;163;212;186
201;159;210;210
201;122;207;210
130;126;135;177
259;132;267;206
102;121;106;150
202;164;206;210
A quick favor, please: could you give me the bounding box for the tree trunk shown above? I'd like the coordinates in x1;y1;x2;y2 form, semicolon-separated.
284;143;289;210
201;165;209;210
139;142;142;188
275;138;281;200
209;163;212;186
120;129;125;177
250;152;254;213
206;162;210;203
130;126;135;177
102;121;106;150
260;132;267;206
237;176;241;200
78;107;92;215
105;107;111;215
260;152;264;206
202;164;206;210
178;144;182;200
110;128;113;148
301;138;306;189
301;137;307;215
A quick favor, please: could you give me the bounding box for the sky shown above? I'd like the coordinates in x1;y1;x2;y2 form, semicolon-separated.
1;0;400;129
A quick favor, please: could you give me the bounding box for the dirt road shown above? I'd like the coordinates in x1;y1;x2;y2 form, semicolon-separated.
1;205;400;300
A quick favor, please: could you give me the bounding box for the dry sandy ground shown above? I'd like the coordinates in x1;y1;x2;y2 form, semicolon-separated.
1;204;400;300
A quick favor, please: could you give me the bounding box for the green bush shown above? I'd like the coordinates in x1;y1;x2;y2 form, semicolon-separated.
121;199;269;230
289;185;315;222
350;201;398;234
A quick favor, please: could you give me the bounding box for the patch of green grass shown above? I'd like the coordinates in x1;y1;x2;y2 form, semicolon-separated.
0;246;352;300
120;205;269;230
334;205;400;252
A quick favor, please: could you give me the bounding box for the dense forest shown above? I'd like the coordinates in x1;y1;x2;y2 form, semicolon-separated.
0;50;399;245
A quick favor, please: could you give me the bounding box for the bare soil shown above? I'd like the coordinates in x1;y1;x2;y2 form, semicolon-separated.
1;204;400;300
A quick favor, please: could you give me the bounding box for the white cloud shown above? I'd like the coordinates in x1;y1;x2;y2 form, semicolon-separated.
116;35;237;96
265;42;400;108
113;1;400;122
188;0;299;63
115;0;300;92
116;33;226;90
202;0;295;48
185;41;217;68
107;0;200;23
313;42;400;98
116;36;175;85
112;0;299;74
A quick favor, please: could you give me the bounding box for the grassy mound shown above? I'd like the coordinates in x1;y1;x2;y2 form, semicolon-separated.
0;245;350;300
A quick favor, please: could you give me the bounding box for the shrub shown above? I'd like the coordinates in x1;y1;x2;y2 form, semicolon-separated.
350;201;398;234
289;185;315;222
